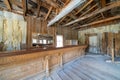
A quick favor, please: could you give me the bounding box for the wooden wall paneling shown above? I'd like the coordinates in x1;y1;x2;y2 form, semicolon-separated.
38;19;41;34
26;16;32;48
53;26;56;47
32;18;36;33
34;18;37;33
115;32;120;56
85;34;89;45
39;20;42;34
49;54;59;68
41;20;44;34
107;32;112;55
102;32;107;53
43;20;47;34
30;17;33;47
72;29;78;39
107;32;114;56
36;19;40;33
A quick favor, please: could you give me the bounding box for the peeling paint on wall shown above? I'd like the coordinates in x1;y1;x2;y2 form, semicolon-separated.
0;11;27;51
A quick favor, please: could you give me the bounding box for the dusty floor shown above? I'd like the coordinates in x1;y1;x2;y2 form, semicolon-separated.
25;54;120;80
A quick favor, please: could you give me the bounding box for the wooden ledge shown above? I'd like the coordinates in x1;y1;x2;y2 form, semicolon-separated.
0;45;87;57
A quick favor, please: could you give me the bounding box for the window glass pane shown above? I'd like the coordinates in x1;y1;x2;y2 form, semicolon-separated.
39;40;42;44
32;39;37;43
56;35;63;47
43;39;47;44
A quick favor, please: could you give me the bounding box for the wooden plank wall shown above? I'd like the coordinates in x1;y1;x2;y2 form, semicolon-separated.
107;32;113;55
102;32;107;53
102;32;120;56
26;16;55;48
115;31;120;56
57;27;78;40
26;16;78;48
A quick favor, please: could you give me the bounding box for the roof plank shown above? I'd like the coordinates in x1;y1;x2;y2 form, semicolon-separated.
75;0;93;15
63;1;120;27
76;15;120;29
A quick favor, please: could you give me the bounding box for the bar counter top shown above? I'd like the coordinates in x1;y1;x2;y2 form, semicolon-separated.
0;45;87;57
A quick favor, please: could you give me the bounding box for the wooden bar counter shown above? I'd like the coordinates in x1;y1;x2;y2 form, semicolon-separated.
0;45;87;80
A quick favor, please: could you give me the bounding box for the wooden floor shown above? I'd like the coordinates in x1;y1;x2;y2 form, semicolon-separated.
25;54;120;80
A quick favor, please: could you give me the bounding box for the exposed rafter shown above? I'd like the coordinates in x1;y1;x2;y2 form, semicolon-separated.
48;0;86;27
44;0;58;8
84;14;102;25
13;0;23;8
4;0;12;11
75;0;93;15
101;0;106;7
58;16;66;24
75;15;120;29
36;0;41;17
63;1;120;27
100;13;105;18
64;0;70;6
22;0;27;16
45;7;53;20
79;3;98;17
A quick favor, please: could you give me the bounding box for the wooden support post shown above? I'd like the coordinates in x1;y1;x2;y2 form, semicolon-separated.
111;48;114;62
45;56;50;77
112;33;115;62
59;53;63;68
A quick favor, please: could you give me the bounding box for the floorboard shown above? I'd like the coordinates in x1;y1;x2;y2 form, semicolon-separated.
24;54;120;80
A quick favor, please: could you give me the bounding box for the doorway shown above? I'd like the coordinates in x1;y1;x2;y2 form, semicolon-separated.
89;35;99;53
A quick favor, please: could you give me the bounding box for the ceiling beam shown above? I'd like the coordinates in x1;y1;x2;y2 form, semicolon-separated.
79;3;97;17
36;0;41;17
100;0;106;18
12;0;23;8
76;15;120;29
22;0;27;16
101;0;106;7
100;13;105;18
4;0;12;11
45;6;53;20
63;1;120;27
75;0;93;15
84;14;101;24
44;0;58;8
64;0;70;6
58;16;66;24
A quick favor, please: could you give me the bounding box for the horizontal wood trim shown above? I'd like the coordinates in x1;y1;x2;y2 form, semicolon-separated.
0;45;87;57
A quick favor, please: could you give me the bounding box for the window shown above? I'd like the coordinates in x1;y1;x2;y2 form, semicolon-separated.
43;39;47;44
39;40;42;44
56;35;63;47
72;40;78;45
89;36;97;46
32;39;37;43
